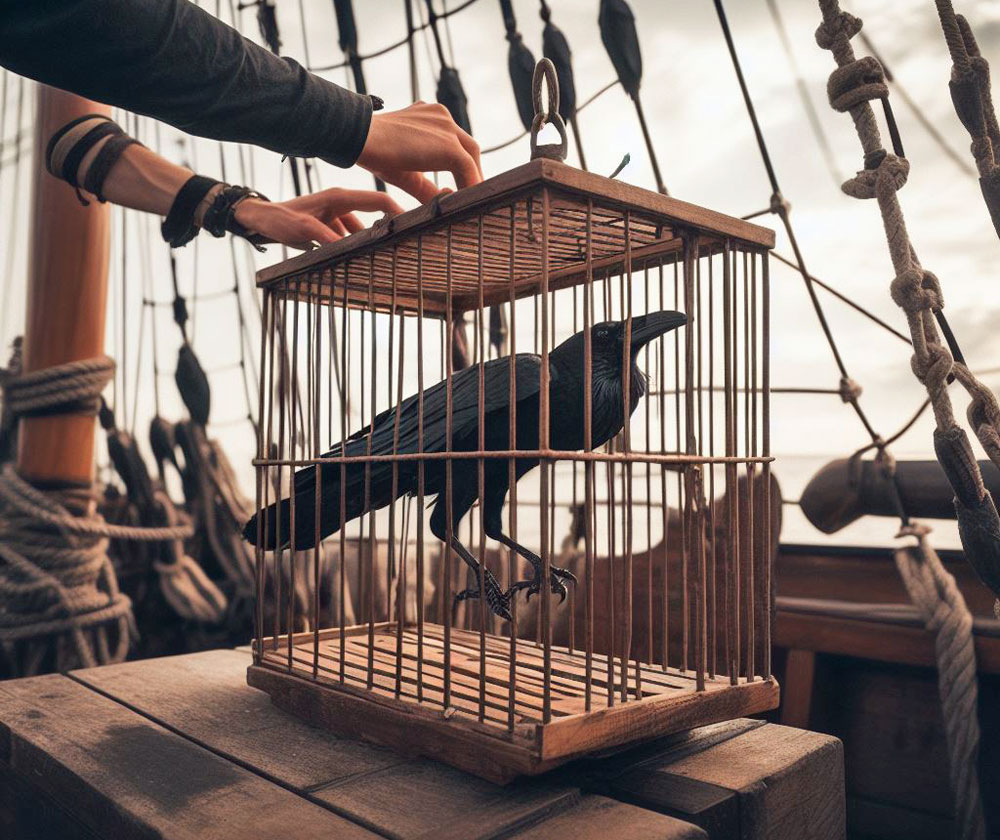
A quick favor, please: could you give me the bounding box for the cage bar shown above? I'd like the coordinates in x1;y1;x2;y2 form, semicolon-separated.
248;160;779;783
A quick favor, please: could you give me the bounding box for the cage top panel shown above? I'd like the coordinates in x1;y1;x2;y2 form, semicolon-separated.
256;159;775;317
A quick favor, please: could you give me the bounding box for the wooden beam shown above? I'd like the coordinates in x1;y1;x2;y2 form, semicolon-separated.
17;88;111;489
779;649;816;729
774;608;1000;673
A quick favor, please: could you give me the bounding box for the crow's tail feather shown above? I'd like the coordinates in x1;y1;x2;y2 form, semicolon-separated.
242;488;325;551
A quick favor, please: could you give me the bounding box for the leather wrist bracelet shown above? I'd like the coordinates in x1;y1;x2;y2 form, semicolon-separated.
201;185;270;252
161;175;221;249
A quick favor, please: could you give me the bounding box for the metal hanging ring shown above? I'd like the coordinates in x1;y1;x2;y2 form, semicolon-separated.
529;58;568;162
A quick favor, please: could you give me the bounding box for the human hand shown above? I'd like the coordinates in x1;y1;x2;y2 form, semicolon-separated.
233;187;405;249
357;101;483;202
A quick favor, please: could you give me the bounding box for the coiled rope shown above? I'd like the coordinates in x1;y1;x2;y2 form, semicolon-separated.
0;356;193;676
815;4;990;837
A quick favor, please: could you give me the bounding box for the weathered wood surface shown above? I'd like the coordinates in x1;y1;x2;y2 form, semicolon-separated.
512;796;709;840
1;649;842;839
0;672;376;840
591;720;845;839
250;618;778;783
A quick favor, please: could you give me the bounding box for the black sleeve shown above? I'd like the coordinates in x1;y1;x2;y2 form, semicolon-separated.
0;0;374;168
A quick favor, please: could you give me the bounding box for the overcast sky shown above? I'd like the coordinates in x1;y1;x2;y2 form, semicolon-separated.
2;0;998;546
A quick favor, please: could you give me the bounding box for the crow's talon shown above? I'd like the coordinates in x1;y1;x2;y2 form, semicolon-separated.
452;567;511;622
552;566;577;585
507;567;575;603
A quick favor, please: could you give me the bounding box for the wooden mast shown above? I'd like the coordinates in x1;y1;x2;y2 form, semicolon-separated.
16;87;111;489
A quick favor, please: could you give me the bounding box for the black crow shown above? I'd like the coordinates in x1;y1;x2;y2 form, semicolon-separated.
244;310;687;621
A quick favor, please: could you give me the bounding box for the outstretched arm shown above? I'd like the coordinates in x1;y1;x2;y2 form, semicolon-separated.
1;0;482;198
47;115;404;250
0;0;371;167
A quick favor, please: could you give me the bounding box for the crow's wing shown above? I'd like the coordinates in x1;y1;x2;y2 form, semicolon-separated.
296;354;550;494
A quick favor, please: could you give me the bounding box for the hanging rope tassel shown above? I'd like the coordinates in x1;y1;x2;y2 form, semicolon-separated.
894;527;984;840
152;489;228;624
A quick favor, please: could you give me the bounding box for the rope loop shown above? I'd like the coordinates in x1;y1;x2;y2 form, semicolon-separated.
529;57;568;162
890;266;943;314
814;8;862;50
842;153;909;199
828;56;888;112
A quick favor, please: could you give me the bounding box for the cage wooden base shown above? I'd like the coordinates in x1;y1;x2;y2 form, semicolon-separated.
248;623;779;783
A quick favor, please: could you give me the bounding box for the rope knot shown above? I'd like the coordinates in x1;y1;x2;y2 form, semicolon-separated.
815;10;862;50
838;376;863;404
842;153;909;199
911;341;954;400
961;371;1000;467
769;192;791;216
896;521;932;540
891;266;943;313
827;56;889;112
873;439;896;480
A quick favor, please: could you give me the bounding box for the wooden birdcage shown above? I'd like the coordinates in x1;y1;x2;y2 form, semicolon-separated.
247;158;778;783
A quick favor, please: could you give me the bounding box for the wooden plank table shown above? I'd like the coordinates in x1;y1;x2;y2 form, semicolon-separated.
0;649;844;840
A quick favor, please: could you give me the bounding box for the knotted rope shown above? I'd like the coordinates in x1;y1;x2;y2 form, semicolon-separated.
816;4;990;837
0;356;193;676
933;1;1000;238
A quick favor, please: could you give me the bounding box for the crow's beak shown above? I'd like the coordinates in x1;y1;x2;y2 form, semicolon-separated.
627;310;687;352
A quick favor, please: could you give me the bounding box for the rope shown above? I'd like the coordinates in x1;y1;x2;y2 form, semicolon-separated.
764;0;844;187
895;530;984;840
815;4;991;837
151;488;228;624
0;465;134;675
932;2;1000;237
0;465;191;542
0;353;204;674
4;354;114;417
856;30;976;179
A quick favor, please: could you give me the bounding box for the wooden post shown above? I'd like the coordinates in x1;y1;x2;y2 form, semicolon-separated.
16;88;111;489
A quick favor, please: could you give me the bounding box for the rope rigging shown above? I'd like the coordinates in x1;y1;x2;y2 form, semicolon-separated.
598;0;666;195
539;0;587;170
932;0;1000;239
310;0;482;73
764;0;844;189
499;0;536;133
856;29;976;179
813;3;996;836
422;0;472;135
332;0;387;192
